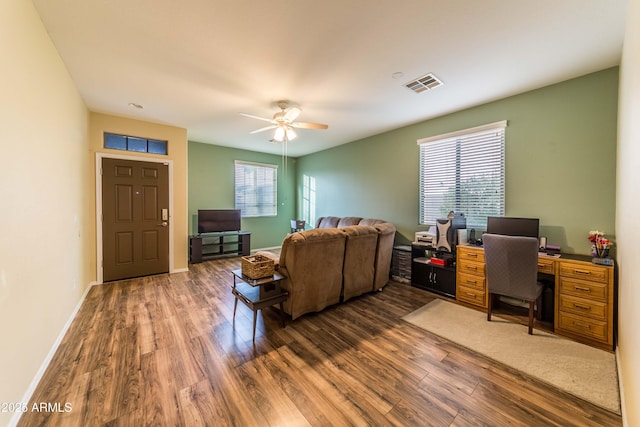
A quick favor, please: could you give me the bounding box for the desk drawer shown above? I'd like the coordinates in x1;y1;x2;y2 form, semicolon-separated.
559;262;609;284
558;311;608;342
457;284;486;307
558;294;607;321
458;246;485;263
458;260;485;276
457;271;485;290
537;257;555;275
559;277;608;302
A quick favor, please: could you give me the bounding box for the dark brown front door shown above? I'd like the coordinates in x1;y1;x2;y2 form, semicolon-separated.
102;158;169;281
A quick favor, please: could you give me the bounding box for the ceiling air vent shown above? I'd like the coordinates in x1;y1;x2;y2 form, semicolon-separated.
405;73;443;94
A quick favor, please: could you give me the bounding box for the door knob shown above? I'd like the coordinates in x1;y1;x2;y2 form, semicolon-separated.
158;221;168;227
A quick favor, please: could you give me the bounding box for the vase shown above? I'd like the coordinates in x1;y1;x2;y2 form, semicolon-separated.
591;244;609;258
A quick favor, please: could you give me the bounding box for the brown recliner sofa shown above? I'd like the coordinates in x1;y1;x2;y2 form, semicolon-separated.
262;217;396;320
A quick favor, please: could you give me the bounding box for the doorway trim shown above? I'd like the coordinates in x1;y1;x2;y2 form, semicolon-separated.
96;152;175;284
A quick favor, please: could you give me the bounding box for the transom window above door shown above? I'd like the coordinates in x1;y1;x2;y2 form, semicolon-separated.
104;132;168;155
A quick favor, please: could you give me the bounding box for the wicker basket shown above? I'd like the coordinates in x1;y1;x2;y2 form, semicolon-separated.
241;254;275;279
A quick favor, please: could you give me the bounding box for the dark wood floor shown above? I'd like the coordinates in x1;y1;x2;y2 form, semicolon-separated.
19;256;621;426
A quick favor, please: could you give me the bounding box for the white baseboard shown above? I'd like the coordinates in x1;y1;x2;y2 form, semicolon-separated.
171;267;189;273
252;245;282;252
9;281;97;427
616;348;628;426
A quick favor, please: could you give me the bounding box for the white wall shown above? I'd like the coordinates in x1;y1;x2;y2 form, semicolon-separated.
0;1;90;425
616;0;640;425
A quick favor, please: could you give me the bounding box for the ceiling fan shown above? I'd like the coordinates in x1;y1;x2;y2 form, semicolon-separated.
240;100;328;142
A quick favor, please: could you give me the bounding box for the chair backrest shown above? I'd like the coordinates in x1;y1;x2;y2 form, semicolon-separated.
482;233;540;300
290;219;306;229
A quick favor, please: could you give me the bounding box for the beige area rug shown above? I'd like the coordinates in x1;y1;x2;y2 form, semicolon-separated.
403;299;620;414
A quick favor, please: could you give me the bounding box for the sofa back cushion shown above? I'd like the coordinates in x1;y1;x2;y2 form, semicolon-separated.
359;218;385;226
371;222;396;290
341;225;378;301
279;228;346;319
315;216;340;229
337;217;363;228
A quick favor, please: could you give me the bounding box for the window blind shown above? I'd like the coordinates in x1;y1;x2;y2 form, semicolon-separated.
234;161;278;217
418;121;506;228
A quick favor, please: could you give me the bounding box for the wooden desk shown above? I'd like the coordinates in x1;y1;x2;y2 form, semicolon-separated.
456;245;615;351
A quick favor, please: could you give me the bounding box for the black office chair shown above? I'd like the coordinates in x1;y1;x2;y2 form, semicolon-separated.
290;219;305;233
483;233;544;335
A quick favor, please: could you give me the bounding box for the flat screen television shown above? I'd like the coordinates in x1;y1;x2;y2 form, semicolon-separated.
486;216;539;238
197;209;241;233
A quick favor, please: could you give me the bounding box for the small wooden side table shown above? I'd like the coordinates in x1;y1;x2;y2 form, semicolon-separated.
231;269;288;342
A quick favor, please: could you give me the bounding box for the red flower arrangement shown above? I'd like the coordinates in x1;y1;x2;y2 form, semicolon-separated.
588;230;611;258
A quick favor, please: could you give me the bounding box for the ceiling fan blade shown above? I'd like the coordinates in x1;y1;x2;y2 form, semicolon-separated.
250;125;277;134
291;121;329;130
239;112;275;124
284;106;301;122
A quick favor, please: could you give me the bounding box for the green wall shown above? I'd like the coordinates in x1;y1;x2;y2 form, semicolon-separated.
296;67;619;255
188;142;296;249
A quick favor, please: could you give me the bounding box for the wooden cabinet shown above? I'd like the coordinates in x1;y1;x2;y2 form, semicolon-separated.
455;244;616;351
537;257;555;275
412;257;456;298
456;245;487;308
411;244;456;298
555;261;614;350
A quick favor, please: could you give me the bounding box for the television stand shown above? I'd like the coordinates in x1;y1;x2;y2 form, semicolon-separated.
189;231;251;263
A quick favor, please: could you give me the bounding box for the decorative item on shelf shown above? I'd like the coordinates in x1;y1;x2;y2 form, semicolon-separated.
241;254;275;279
588;230;614;265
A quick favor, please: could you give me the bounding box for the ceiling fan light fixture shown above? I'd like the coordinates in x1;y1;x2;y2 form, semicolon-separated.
240;101;327;143
273;126;286;142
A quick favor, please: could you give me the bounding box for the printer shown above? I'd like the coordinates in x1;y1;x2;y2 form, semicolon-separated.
415;226;437;247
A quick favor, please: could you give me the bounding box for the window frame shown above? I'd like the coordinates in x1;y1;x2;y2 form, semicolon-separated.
417;121;507;228
104;132;168;155
302;174;317;228
234;160;278;218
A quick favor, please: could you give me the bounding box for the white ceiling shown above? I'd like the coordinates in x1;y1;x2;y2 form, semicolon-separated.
33;0;627;157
